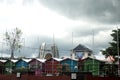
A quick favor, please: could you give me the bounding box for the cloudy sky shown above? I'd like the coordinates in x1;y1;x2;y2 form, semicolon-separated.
0;0;119;59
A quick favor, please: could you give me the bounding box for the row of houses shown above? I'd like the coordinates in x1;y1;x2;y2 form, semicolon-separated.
0;44;119;77
0;56;119;76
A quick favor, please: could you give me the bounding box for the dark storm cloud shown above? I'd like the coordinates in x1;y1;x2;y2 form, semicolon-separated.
39;0;120;24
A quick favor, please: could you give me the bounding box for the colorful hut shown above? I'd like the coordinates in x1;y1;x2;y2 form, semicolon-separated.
0;60;6;74
60;58;78;72
28;58;45;76
15;59;31;74
4;59;17;74
44;58;61;75
83;57;100;76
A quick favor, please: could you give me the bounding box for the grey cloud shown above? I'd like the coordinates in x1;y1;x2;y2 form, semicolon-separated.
1;0;119;24
66;25;112;38
0;0;3;2
1;35;72;58
39;0;120;24
22;0;34;5
0;0;34;5
1;32;111;58
0;0;117;58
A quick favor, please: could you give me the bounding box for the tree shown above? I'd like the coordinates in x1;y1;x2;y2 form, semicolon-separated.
102;29;120;58
4;27;22;59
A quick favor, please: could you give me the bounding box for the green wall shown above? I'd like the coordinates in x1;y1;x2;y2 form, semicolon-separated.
83;58;100;76
4;60;15;74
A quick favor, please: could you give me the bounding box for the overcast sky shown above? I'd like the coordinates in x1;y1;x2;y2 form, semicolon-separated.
0;0;120;59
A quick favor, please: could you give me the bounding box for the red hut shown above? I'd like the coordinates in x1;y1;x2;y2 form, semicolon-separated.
44;58;61;75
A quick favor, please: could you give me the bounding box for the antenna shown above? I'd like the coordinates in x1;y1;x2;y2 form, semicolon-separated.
72;32;73;48
71;32;75;59
53;33;55;58
52;34;55;74
53;33;55;45
71;32;73;72
92;30;95;75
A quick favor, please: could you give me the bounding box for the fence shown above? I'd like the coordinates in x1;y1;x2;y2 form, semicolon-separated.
86;75;120;80
1;73;120;80
0;74;71;80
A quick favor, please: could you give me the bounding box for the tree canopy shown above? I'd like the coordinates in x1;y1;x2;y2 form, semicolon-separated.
102;29;120;57
4;27;23;58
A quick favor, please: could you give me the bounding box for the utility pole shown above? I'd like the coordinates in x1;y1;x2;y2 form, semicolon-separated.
117;27;120;76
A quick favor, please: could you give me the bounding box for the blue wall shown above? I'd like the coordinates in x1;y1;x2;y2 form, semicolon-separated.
60;58;78;72
15;59;28;69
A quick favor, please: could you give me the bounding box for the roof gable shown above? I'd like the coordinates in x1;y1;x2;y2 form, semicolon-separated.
45;58;58;62
73;44;92;52
60;58;78;62
16;59;28;64
83;57;101;62
29;58;44;64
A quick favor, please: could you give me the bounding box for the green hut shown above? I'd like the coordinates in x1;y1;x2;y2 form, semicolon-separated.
0;60;6;74
4;59;18;74
83;57;100;76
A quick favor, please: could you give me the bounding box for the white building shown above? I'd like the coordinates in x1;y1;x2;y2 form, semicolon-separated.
71;44;93;59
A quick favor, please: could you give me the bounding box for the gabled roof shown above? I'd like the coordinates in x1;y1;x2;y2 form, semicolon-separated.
53;58;63;62
22;59;32;63
11;59;18;63
28;58;45;64
73;44;92;52
4;59;18;64
36;58;46;63
45;58;60;62
82;56;106;63
60;58;78;62
15;59;31;63
0;59;7;63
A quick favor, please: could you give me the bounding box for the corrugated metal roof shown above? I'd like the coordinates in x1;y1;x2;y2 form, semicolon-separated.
11;59;18;63
0;60;7;63
22;59;32;62
53;58;63;61
36;58;46;63
60;58;78;61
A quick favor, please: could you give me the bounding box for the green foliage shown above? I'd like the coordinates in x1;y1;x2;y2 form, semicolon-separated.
4;27;23;58
103;64;118;76
102;29;120;57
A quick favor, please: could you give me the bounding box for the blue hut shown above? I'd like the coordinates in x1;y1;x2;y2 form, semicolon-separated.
14;59;31;74
15;59;31;69
60;58;78;72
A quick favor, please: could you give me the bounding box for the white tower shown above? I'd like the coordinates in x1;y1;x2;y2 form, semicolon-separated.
38;42;59;59
38;42;46;59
